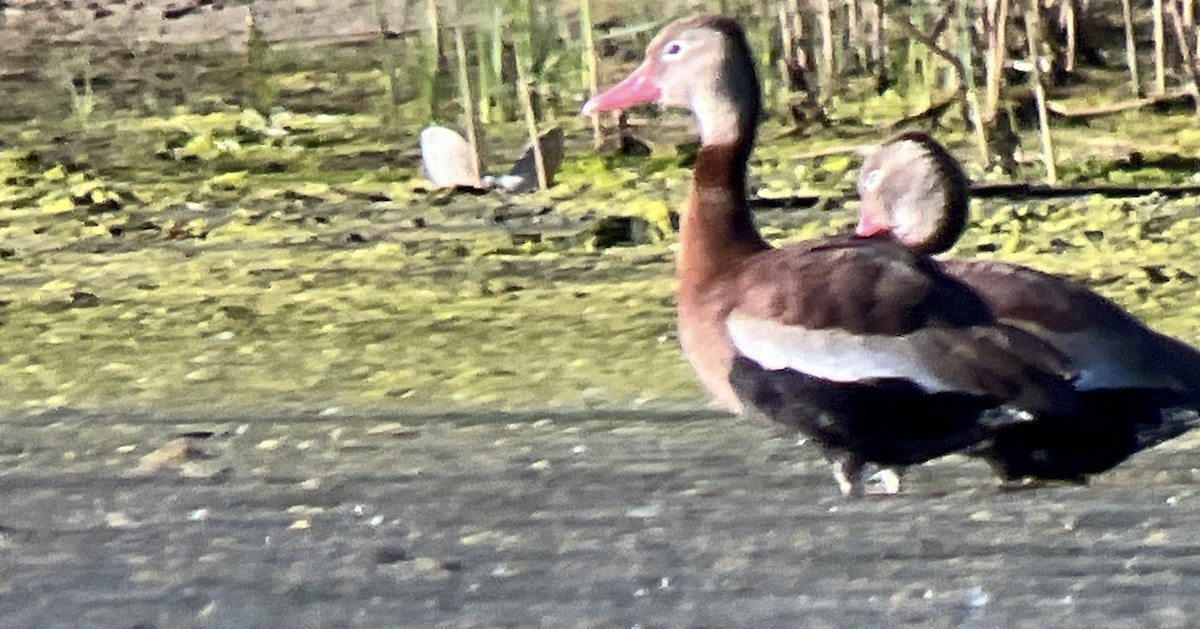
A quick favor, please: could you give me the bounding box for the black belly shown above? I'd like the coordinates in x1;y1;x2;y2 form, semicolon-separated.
976;388;1196;481
728;355;1012;466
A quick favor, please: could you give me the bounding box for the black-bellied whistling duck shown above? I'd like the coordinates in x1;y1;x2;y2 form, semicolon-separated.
582;15;1078;496
856;131;1200;482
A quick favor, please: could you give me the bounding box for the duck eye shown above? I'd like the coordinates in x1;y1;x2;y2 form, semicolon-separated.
662;41;684;58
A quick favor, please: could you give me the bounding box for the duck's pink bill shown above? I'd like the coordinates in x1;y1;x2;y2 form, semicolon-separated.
856;211;887;237
581;61;660;115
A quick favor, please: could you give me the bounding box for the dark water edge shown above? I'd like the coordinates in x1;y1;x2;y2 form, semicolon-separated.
2;405;1198;628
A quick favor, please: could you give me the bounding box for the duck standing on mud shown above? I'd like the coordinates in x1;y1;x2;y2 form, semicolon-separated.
582;15;1079;496
856;131;1200;484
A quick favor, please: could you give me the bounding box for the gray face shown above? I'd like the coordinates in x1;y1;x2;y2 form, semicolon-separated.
857;133;969;255
649;27;728;110
640;18;761;145
859;139;946;238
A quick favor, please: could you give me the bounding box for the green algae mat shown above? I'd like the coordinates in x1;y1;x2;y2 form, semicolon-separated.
3;103;1200;417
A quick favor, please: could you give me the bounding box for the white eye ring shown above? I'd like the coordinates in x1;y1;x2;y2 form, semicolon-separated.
862;169;884;191
662;40;685;58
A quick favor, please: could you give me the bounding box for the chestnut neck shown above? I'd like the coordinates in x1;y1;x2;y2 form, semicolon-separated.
673;28;768;287
678;138;770;285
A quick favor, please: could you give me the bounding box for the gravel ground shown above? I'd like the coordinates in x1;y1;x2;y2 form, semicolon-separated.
2;406;1198;628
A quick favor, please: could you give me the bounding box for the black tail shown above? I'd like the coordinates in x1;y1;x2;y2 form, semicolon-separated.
1135;406;1200;450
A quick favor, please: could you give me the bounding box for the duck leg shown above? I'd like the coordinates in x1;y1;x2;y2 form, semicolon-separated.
831;454;867;497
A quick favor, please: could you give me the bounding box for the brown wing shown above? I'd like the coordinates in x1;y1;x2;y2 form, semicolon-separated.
942;257;1200;397
732;236;994;335
727;236;1077;412
937;258;1139;333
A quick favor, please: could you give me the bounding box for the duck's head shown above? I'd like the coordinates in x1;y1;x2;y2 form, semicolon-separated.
855;131;971;255
582;15;760;145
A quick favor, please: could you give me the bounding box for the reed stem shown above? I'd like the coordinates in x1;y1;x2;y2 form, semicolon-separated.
1154;0;1167;94
453;24;482;182
984;0;1010;121
952;0;989;165
581;0;603;149
515;49;549;191
818;0;835;104
372;0;402;127
1025;0;1058;183
1122;0;1143;96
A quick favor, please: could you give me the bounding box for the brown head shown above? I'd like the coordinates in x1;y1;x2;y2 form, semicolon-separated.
855;131;971;255
581;15;761;147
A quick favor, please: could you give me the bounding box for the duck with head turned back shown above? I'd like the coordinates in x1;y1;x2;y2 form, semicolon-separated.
856;130;1200;484
582;15;1079;496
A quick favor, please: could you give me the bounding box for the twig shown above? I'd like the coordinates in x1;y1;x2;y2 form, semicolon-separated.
897;18;965;76
898;6;987;164
1062;0;1077;73
879;95;956;131
870;0;885;67
424;0;440;56
845;0;861;70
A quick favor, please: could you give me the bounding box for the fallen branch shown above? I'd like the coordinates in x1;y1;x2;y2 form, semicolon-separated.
749;194;826;210
768;143;876;160
747;182;1200;212
1046;91;1196;118
773;106;834;139
970;182;1200;200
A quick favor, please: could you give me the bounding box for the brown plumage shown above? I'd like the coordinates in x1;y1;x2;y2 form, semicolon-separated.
856;131;1200;482
584;15;1078;496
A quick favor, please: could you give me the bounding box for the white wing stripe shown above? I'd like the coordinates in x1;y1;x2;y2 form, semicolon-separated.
726;311;961;393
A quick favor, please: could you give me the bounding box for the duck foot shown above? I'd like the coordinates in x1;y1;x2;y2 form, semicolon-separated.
831;456;865;497
866;467;905;495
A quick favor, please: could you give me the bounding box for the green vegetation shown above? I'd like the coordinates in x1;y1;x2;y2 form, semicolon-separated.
1;3;1200;417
